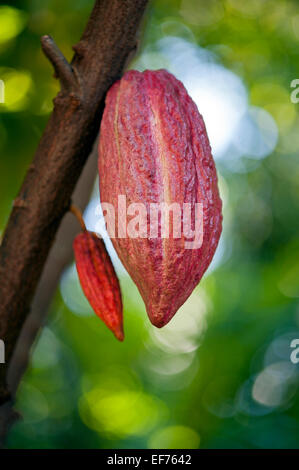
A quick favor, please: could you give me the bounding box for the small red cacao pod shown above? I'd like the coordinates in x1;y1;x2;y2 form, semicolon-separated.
98;69;222;328
73;231;124;341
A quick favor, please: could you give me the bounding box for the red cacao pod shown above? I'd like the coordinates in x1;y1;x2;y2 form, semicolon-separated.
73;231;124;341
98;69;222;328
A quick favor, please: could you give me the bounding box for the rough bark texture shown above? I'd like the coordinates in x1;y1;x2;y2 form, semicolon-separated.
0;0;148;405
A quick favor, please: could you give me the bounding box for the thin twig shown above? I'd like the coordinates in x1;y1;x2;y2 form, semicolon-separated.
41;35;78;92
70;204;87;231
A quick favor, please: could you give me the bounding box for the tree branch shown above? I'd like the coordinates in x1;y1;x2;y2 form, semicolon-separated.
0;0;148;405
0;140;99;445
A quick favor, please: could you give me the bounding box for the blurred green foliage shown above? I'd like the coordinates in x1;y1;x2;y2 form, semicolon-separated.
0;0;299;449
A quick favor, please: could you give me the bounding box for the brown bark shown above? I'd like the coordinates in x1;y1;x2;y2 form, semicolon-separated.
0;141;98;445
0;0;148;405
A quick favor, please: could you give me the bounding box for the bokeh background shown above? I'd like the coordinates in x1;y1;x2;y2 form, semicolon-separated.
1;0;299;449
